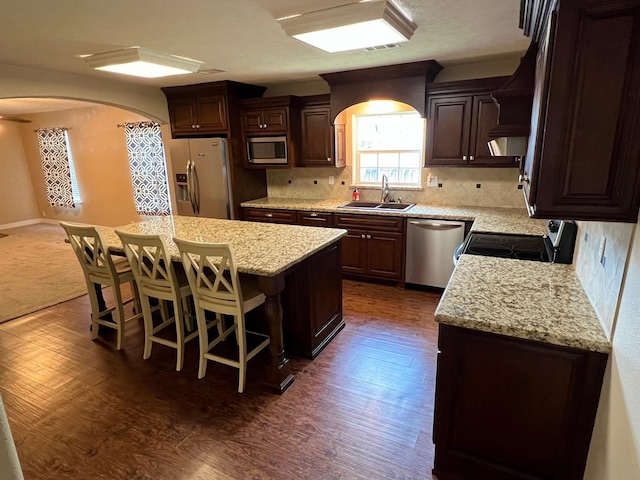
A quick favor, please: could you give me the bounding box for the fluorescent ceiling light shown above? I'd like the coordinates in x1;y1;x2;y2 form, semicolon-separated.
278;0;417;53
82;47;202;78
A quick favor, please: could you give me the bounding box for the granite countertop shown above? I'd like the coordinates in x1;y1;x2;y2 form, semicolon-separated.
241;197;610;353
97;215;347;277
241;197;548;236
435;255;611;353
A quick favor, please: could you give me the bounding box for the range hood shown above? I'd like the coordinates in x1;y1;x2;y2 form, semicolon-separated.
488;136;529;157
487;42;537;156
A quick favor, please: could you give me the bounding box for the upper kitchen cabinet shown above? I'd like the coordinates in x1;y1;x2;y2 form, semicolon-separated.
167;94;227;135
521;0;640;222
161;81;266;138
299;94;346;168
240;96;303;168
426;77;519;167
240;96;301;135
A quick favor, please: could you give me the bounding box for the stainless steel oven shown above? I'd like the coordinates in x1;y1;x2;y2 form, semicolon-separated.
247;136;287;164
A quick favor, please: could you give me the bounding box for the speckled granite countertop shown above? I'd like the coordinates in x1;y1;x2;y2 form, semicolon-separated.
242;197;609;353
241;197;547;236
435;255;610;353
97;215;346;277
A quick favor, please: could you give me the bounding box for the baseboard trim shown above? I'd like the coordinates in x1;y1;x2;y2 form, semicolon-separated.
0;218;44;230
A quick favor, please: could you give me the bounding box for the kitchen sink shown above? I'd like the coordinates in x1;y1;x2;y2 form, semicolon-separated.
338;201;415;212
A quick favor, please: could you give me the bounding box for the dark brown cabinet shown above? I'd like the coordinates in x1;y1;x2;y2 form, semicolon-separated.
166;95;228;135
426;78;519;167
520;0;640;222
282;242;345;359
296;211;334;227
299;95;346;168
240;96;302;168
335;214;405;283
241;107;288;134
433;324;608;480
242;207;296;224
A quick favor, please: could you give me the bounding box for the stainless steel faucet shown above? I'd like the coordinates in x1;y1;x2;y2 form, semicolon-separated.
381;174;390;203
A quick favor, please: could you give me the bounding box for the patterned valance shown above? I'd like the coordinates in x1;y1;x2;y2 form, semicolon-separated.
123;122;171;216
36;128;76;208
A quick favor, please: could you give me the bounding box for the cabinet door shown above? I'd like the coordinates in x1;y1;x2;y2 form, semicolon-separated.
340;229;368;276
195;95;227;132
426;96;472;166
296;211;333;227
168;98;198;135
529;2;640;222
434;324;608;480
470;95;518;167
263;108;288;132
300;107;333;166
241;110;265;133
366;231;404;280
242;207;296;224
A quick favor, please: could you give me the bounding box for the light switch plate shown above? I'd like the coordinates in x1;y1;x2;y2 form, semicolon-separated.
328;176;334;185
427;174;438;187
598;234;607;265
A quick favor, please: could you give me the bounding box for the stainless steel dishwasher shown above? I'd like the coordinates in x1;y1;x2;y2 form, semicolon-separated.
405;218;465;288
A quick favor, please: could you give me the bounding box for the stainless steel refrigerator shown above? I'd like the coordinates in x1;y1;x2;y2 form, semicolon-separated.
167;137;234;219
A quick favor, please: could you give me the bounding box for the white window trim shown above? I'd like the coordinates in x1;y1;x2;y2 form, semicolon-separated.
351;111;425;189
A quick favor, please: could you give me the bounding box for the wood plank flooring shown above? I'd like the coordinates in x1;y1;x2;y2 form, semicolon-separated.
0;280;441;480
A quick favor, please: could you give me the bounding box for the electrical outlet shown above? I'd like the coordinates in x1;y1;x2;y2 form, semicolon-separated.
328;176;334;185
598;234;606;265
427;174;438;187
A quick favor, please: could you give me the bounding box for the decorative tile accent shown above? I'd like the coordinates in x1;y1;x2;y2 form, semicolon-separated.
574;221;634;337
36;128;75;208
267;167;524;208
124;122;171;215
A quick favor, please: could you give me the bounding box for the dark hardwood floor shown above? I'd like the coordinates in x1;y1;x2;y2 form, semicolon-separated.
0;280;441;480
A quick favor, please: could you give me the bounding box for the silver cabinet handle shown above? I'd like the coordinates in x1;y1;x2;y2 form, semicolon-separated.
469;155;475;161
367;235;371;239
195;124;200;129
327;157;331;162
528;205;536;216
191;125;196;129
310;213;318;217
519;174;530;183
361;234;366;239
266;213;273;218
462;155;468;161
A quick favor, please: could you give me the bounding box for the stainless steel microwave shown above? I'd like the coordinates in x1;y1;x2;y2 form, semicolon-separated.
247;136;287;164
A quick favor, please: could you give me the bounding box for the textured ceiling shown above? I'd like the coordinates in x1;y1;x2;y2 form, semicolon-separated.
0;0;529;114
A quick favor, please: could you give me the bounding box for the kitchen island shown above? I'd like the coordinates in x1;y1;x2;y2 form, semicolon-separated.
98;215;347;393
433;254;610;480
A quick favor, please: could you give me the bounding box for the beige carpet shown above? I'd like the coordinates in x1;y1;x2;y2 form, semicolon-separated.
0;223;87;323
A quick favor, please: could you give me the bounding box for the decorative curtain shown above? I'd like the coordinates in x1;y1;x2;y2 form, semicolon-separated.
123;122;171;215
36;128;75;207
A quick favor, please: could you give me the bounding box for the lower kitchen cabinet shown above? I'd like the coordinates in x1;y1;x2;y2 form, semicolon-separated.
335;214;406;283
242;207;296;224
281;242;345;358
296;211;333;226
433;324;608;480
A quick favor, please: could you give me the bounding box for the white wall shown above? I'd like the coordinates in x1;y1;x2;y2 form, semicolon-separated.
585;218;640;479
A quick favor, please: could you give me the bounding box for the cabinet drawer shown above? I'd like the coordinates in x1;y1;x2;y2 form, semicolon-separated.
334;214;405;233
243;208;296;224
296;211;333;227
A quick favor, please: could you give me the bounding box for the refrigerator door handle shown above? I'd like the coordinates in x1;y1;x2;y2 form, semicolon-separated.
192;161;201;216
186;159;196;214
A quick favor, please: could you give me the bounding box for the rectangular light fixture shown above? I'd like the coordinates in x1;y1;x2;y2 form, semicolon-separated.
278;0;417;53
82;47;202;78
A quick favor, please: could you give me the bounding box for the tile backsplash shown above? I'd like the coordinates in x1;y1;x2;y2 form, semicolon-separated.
267;167;524;208
574;221;635;337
